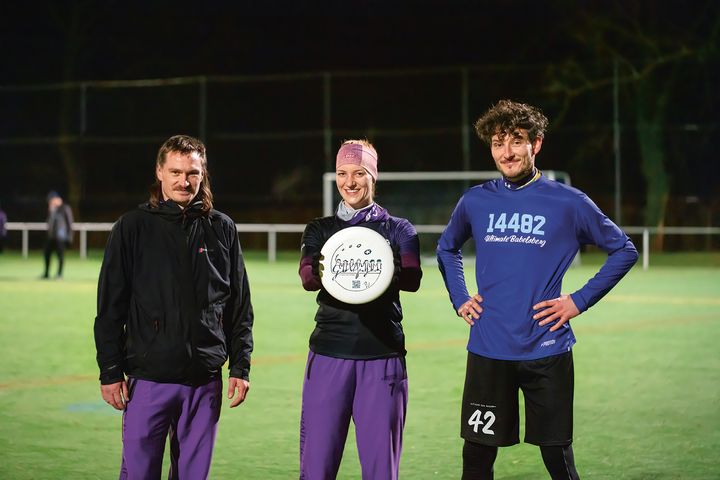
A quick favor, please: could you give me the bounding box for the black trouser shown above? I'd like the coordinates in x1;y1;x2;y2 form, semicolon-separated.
43;238;66;277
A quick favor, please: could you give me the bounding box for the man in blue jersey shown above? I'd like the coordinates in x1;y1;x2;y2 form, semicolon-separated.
437;100;638;479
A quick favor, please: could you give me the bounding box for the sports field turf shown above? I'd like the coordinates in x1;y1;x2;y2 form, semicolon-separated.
1;251;719;479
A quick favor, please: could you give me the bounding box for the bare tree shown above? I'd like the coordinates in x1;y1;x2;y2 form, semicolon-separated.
544;1;719;247
47;1;116;218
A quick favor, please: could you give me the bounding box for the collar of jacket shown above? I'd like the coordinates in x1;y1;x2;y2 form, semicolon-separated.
339;202;391;226
140;200;208;222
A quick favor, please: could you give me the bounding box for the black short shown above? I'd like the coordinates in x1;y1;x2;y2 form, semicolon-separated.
460;351;574;447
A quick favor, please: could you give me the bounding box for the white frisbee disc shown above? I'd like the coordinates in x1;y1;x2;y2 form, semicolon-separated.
320;226;394;304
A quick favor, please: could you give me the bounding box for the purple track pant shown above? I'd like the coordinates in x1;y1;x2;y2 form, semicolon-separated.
119;377;222;480
299;352;408;480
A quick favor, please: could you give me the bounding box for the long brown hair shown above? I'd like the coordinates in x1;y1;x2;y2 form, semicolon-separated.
149;135;213;212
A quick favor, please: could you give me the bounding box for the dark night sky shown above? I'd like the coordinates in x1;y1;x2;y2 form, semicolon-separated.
3;1;710;89
2;1;575;84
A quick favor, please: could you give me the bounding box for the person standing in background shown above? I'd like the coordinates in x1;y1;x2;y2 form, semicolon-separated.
42;191;74;278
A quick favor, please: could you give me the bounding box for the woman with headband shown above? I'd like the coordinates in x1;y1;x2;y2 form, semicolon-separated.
298;139;423;479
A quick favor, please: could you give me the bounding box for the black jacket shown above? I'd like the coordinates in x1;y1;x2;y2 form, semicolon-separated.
94;200;254;385
299;210;422;359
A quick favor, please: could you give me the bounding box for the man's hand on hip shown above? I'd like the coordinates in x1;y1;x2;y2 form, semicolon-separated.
457;294;483;326
533;294;580;332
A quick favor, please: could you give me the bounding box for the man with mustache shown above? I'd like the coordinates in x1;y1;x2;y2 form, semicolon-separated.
94;135;254;479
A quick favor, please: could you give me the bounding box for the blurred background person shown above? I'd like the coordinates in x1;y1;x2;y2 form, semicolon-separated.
42;191;74;279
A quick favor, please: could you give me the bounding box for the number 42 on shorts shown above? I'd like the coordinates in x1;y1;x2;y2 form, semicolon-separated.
468;409;496;435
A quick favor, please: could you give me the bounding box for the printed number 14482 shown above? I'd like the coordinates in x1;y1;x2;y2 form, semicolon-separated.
487;213;545;235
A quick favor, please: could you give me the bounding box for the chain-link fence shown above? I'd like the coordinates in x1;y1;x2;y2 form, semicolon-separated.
2;62;718;250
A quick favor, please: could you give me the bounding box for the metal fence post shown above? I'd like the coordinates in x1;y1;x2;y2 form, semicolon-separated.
22;228;29;258
268;230;277;263
80;229;87;259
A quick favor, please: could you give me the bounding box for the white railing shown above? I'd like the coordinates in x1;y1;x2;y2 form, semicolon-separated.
6;222;116;260
6;222;719;269
620;226;720;270
5;222;306;263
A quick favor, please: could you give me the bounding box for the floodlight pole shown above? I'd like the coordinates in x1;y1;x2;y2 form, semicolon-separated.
461;67;470;171
323;73;333;173
80;82;87;135
613;59;622;224
198;76;207;141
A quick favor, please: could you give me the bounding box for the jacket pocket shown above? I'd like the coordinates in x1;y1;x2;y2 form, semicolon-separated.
126;297;191;380
194;303;228;370
125;296;160;363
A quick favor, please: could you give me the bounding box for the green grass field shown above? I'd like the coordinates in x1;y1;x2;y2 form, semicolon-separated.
1;251;719;479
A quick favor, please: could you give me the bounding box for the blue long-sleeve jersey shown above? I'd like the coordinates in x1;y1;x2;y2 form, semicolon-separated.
437;175;638;360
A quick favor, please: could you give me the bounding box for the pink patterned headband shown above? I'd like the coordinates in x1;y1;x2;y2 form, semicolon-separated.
336;143;378;181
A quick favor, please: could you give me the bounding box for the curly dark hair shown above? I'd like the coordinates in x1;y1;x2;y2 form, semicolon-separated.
149;135;213;212
474;99;549;145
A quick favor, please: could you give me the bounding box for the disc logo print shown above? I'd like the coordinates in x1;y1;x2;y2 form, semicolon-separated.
320;226;394;304
328;241;385;292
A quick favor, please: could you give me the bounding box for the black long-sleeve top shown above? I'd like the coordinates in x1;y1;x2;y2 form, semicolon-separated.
299;204;422;359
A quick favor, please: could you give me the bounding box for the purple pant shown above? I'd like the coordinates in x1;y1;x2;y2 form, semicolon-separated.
119;377;222;480
299;352;408;480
